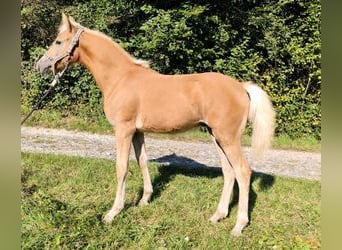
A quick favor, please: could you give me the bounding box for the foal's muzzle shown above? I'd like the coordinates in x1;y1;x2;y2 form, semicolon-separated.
36;55;53;74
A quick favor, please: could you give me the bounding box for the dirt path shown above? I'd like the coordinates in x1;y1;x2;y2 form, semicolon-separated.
21;126;321;180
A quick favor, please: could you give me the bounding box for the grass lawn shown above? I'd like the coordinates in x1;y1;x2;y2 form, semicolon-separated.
21;153;321;249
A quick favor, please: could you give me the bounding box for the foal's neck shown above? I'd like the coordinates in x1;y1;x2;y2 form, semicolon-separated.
78;30;134;94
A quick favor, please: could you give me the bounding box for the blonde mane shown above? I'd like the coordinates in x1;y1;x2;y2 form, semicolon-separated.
58;18;150;69
88;30;150;69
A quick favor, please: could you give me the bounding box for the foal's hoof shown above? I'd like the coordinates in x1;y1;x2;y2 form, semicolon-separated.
230;222;248;237
209;211;227;223
209;215;220;223
230;227;242;237
138;199;149;207
103;213;114;224
103;209;121;224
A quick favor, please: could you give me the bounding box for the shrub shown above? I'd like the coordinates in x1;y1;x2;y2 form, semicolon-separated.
21;0;321;139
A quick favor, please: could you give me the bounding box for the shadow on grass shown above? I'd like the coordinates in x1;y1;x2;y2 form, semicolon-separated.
149;153;275;221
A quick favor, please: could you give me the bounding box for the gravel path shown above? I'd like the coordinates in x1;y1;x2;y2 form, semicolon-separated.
21;126;321;180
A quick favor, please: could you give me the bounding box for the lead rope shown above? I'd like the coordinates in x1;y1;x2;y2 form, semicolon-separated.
21;61;69;125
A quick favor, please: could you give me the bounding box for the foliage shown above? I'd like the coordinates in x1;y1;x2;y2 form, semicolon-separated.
21;0;321;139
21;0;60;61
22;152;321;249
246;0;321;138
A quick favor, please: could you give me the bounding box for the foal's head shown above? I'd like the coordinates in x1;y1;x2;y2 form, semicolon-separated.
36;13;83;75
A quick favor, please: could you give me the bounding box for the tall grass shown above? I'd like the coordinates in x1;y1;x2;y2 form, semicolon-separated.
22;153;320;249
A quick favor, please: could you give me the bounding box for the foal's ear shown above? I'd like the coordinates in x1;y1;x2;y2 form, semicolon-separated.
68;16;76;24
60;12;72;32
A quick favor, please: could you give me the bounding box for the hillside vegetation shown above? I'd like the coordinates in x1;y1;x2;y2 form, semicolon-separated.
21;0;321;140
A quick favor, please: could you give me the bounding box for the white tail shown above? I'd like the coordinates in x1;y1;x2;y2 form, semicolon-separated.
243;81;276;159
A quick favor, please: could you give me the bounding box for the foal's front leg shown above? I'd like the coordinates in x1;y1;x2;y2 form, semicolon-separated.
103;127;134;224
132;132;153;206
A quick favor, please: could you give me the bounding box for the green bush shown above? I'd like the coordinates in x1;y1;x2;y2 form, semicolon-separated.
21;0;321;139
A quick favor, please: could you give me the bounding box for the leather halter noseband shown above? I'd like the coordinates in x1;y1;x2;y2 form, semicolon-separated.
45;26;84;76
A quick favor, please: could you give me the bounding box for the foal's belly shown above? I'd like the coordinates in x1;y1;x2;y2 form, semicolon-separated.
135;111;201;133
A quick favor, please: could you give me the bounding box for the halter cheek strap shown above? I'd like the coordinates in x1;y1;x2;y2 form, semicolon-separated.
46;26;85;76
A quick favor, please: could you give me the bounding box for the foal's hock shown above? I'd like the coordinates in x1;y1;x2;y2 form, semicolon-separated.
36;14;275;236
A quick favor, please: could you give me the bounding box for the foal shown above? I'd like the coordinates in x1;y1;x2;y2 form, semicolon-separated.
36;14;275;236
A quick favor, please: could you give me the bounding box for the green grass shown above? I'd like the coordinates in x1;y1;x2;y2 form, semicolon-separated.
21;109;321;152
21;109;113;134
22;152;321;249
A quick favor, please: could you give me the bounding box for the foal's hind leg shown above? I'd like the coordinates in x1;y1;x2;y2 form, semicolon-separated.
132;132;153;206
221;144;251;236
209;136;236;223
103;126;134;224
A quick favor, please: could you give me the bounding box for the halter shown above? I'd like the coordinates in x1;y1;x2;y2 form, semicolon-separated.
45;26;85;76
21;26;85;125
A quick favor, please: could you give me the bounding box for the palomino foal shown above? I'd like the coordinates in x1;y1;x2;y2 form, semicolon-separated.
36;14;275;236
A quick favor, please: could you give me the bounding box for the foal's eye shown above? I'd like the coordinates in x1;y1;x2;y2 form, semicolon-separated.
55;40;62;45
